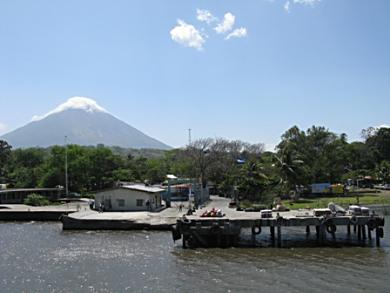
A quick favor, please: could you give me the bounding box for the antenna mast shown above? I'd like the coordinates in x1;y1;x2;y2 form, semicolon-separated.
188;128;192;145
65;136;69;197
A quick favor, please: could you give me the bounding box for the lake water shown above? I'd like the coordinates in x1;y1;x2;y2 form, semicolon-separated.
1;218;389;293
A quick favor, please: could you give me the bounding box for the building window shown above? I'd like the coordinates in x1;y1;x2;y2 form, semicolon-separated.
136;199;144;207
117;199;125;207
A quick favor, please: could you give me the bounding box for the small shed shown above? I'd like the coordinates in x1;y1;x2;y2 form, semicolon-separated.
94;184;164;212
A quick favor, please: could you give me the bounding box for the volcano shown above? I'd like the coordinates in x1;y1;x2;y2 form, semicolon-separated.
1;97;171;149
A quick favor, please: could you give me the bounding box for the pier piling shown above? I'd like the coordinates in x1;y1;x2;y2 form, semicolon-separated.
376;228;381;247
358;225;362;240
319;225;327;243
277;225;282;247
270;226;275;242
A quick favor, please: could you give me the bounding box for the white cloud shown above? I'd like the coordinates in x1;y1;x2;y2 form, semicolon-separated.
281;0;321;12
225;27;248;40
196;9;217;24
284;1;291;13
0;122;8;134
170;20;205;50
32;96;107;121
293;0;321;6
214;12;235;34
377;124;390;129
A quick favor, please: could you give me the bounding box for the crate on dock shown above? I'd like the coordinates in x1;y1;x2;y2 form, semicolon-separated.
313;208;332;217
260;209;273;218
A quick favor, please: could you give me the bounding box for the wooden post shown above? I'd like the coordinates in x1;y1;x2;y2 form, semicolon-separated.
357;225;362;241
316;226;320;240
306;225;310;235
251;232;256;247
368;227;372;240
277;225;282;247
353;225;357;234
347;224;351;235
376;228;380;247
182;235;187;248
362;225;366;240
270;226;275;240
319;225;327;243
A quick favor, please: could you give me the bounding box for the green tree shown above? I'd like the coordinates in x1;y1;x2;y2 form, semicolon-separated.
236;160;272;203
87;147;123;190
345;142;375;171
0;140;12;182
364;127;390;163
8;148;46;187
375;161;390;184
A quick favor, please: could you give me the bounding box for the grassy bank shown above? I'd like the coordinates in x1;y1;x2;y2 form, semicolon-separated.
282;192;390;210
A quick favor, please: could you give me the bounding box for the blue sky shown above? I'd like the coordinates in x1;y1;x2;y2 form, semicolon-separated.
0;0;389;149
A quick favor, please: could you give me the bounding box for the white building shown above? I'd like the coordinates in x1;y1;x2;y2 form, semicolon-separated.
94;184;165;212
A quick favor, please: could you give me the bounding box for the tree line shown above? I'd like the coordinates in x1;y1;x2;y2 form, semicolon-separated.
0;125;389;202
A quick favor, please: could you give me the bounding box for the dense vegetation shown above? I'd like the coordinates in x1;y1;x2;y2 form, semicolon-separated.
23;193;51;206
0;126;389;204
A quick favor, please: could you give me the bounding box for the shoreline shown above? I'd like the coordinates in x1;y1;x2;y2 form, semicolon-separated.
0;198;388;231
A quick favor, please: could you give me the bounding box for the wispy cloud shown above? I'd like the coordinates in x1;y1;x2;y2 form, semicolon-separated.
0;122;8;134
284;1;291;13
293;0;321;6
282;0;321;12
215;12;235;34
170;20;205;50
32;97;107;121
196;9;217;24
225;27;248;40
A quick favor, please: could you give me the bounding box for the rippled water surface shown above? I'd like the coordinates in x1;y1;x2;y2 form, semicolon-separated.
1;218;389;292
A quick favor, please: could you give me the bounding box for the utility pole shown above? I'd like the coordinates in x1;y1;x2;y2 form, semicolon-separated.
65;135;69;197
188;128;192;145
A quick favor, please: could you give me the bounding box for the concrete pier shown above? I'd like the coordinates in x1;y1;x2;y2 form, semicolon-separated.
61;202;190;231
173;214;385;248
0;203;80;221
171;196;386;248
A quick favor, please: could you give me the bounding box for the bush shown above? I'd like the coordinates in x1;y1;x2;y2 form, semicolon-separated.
23;193;51;206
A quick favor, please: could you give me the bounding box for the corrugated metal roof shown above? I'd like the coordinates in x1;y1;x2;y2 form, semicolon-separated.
0;188;63;193
121;184;165;193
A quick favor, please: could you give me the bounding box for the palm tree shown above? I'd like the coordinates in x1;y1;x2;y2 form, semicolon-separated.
273;148;304;199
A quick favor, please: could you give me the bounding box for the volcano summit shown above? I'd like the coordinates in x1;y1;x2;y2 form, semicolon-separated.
1;97;171;149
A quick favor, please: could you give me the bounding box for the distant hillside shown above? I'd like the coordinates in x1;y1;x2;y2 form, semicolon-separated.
1;97;171;150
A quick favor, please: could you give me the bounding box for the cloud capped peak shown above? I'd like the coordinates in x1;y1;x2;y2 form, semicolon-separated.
32;97;108;121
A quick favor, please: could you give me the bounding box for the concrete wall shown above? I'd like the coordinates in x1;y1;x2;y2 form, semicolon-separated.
0;211;74;221
0;189;63;204
95;188;162;211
